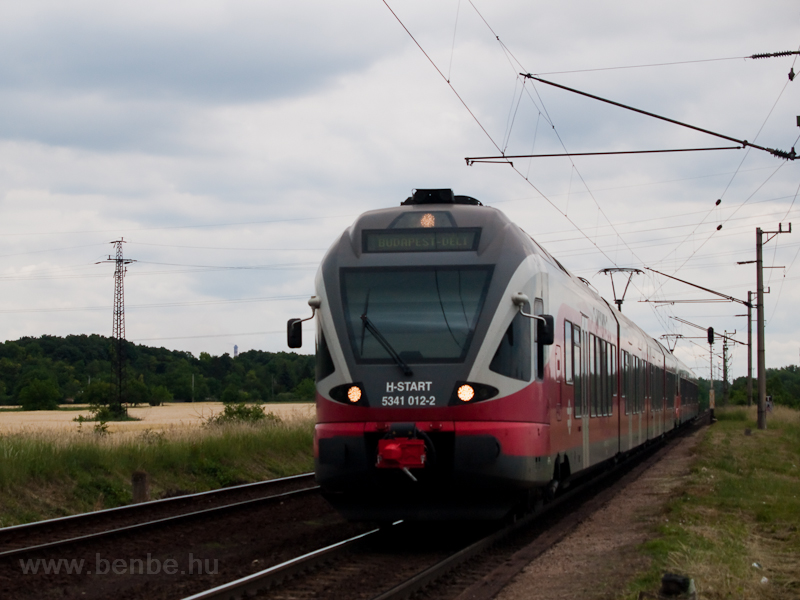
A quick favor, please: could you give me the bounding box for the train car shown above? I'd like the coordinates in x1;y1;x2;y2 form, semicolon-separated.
288;188;698;520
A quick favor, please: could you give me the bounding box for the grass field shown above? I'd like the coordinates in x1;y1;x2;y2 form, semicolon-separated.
0;411;315;527
625;406;800;599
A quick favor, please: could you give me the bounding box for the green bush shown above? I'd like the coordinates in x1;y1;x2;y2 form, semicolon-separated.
19;379;60;410
149;385;173;407
205;402;281;426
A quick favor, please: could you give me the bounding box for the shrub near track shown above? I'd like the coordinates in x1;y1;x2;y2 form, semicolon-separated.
0;417;314;527
625;406;800;599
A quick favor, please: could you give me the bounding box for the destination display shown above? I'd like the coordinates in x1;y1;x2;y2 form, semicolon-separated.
363;228;481;253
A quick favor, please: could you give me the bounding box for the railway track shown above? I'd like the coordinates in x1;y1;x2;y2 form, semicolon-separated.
0;472;318;558
181;414;708;600
0;472;373;600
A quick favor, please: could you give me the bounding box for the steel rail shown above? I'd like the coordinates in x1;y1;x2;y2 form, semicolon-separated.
0;472;314;536
181;526;387;600
0;474;318;559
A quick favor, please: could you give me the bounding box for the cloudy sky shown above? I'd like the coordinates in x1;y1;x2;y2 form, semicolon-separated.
0;0;798;380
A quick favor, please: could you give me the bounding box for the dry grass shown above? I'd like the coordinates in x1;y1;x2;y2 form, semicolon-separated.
0;413;315;527
0;401;315;434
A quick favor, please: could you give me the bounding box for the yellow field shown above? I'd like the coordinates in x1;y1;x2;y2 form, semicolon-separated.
0;402;316;434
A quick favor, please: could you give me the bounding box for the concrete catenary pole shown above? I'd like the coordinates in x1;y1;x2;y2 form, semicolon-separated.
747;291;753;407
756;228;766;430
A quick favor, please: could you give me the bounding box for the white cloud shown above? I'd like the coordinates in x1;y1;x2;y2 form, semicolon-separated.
0;0;798;380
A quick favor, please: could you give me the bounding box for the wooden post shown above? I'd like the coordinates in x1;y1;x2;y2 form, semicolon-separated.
132;471;150;503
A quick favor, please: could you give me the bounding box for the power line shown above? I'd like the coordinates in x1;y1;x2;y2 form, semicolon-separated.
531;50;799;77
0;294;308;314
0;213;357;238
131;329;300;342
131;242;328;252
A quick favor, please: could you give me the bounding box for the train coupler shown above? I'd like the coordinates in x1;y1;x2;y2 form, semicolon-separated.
376;438;426;472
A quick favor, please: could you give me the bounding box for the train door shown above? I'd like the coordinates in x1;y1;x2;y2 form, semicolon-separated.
624;350;632;452
581;315;590;468
642;358;653;440
636;354;643;446
554;344;563;421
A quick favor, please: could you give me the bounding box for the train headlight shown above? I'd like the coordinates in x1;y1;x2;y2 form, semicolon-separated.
449;381;499;405
420;213;436;228
347;386;362;403
457;384;475;402
328;383;368;405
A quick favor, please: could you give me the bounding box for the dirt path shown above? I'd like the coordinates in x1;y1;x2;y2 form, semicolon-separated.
496;428;705;600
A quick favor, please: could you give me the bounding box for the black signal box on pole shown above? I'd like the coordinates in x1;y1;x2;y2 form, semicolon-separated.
707;327;715;345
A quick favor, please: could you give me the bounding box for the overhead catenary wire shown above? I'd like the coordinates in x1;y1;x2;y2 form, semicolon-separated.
380;2;797;350
648;46;799;296
520;75;797;161
390;1;693;340
380;0;628;270
533;50;800;76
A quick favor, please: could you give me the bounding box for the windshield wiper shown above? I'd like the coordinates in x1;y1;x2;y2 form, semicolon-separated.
360;313;413;377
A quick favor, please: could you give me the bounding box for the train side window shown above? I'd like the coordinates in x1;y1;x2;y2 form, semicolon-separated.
489;301;532;382
586;333;597;417
604;342;616;415
565;321;573;385
667;371;675;409
640;359;646;413
573;324;582;418
600;339;608;416
534;297;545;380
315;332;336;381
630;355;636;414
649;363;655;411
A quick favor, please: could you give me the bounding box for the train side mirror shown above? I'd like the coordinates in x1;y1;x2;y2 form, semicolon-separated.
287;296;321;349
511;293;554;345
287;318;303;348
538;315;555;346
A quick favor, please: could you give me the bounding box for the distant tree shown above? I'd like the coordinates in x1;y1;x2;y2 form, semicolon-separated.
83;381;116;408
293;378;316;401
221;385;241;404
0;380;13;406
0;335;314;408
19;379;60;411
149;385;173;406
126;379;150;407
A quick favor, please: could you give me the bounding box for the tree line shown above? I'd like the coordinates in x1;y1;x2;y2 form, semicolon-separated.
0;335;315;410
696;364;800;409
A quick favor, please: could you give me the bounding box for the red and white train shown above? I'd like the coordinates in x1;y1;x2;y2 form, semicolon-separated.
289;189;699;520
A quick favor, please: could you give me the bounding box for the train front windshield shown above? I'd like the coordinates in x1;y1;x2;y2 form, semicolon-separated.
341;266;493;364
